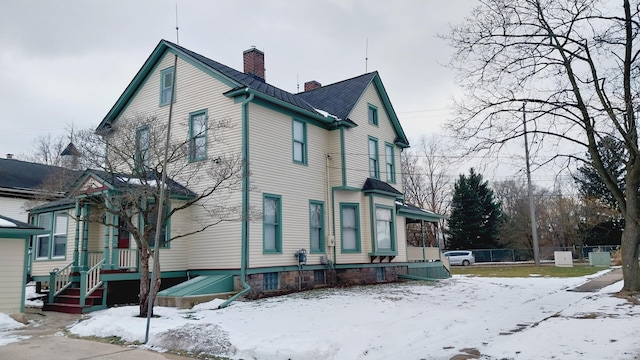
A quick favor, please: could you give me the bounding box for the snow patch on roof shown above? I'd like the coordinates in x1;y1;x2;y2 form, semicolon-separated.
313;108;339;120
0;219;17;227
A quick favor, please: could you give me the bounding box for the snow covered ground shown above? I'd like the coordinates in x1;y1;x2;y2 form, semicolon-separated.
3;269;640;359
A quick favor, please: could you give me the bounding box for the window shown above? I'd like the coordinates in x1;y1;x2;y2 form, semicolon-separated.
314;269;325;285
309;201;324;253
142;202;170;248
376;267;386;282
53;213;68;257
385;143;396;183
368;104;378;125
34;212;68;260
340;203;360;252
263;272;279;290
375;206;395;252
368;137;379;179
160;67;175;106
136;126;150;170
189;110;208;161
292;119;307;164
263;194;282;253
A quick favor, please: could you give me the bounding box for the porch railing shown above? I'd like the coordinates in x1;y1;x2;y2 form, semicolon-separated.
407;246;450;273
77;258;104;308
48;261;73;304
118;249;138;270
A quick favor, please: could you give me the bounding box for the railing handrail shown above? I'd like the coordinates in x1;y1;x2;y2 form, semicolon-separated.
52;261;73;297
85;259;105;296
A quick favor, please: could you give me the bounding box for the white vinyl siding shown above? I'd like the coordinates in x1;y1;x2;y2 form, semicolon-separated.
116;53;244;271
248;103;329;268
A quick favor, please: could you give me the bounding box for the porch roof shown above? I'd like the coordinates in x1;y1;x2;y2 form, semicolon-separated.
396;202;446;223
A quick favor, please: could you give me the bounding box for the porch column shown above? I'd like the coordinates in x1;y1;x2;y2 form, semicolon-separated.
103;211;112;270
420;220;426;261
72;200;81;272
81;203;90;270
111;214;119;270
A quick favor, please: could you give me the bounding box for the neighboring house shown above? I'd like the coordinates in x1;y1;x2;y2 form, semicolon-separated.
0;157;69;222
30;40;447;313
0;215;46;316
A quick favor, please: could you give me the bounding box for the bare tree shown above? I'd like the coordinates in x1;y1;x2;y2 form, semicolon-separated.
25;133;67;166
445;0;640;292
402;135;452;247
72;114;244;316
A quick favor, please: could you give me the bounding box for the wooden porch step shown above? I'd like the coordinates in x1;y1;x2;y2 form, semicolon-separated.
42;302;86;314
54;294;102;306
43;284;105;314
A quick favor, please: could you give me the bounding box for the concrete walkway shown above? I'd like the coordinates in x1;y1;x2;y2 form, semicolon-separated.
0;309;193;360
569;267;624;292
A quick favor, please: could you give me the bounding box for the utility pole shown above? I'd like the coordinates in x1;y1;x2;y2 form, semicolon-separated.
523;102;540;265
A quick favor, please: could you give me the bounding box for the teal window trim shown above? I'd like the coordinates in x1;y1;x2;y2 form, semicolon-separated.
139;200;171;249
368;136;380;179
309;200;325;253
263;193;282;253
189;109;208;162
135;126;150;171
33;211;68;261
340;203;361;253
385;142;396;183
159;66;175;106
368;104;378;126
292;118;307;165
372;204;396;255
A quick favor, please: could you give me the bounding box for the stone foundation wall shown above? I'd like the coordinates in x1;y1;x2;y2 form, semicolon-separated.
243;265;407;299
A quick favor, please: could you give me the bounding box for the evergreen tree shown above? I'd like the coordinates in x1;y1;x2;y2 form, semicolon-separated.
447;168;502;249
573;136;626;209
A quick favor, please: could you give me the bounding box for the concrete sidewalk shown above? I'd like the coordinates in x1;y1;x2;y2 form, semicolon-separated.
569;267;623;292
0;336;192;360
0;309;193;360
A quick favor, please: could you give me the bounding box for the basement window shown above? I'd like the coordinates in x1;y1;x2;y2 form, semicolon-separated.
263;272;279;291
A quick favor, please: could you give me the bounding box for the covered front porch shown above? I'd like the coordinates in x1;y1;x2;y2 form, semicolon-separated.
40;199;140;313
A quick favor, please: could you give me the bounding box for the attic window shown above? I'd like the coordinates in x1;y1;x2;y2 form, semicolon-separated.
160;67;175;106
368;104;378;126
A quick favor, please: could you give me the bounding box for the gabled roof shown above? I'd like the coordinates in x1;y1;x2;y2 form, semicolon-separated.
297;72;377;121
74;169;196;198
97;40;410;147
31;169;197;213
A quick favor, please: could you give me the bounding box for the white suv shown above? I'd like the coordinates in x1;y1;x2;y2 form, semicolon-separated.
443;251;475;266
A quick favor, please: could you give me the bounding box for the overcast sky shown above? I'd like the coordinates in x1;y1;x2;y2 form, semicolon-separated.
0;0;478;160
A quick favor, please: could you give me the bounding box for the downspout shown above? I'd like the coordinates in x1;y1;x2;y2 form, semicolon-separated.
219;90;254;309
325;153;333;265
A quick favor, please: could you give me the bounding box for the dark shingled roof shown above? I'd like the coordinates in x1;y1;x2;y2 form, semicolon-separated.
297;72;378;120
166;41;319;114
362;178;403;197
86;170;196;198
0;158;68;190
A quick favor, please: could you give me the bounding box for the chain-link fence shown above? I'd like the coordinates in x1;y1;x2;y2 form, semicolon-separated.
468;245;620;263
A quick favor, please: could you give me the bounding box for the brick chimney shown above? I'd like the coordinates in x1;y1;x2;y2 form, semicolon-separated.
243;47;265;81
304;80;322;91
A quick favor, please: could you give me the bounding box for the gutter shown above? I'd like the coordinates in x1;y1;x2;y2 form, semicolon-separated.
218;90;254;309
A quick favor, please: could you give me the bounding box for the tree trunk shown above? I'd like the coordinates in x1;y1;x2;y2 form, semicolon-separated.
139;248;150;317
621;193;640;292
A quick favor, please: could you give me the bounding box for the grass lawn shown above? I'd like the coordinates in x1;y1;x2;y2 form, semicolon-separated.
451;264;607;277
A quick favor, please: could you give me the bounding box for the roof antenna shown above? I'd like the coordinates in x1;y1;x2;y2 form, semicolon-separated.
297;73;300;93
175;1;180;44
365;38;369;73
